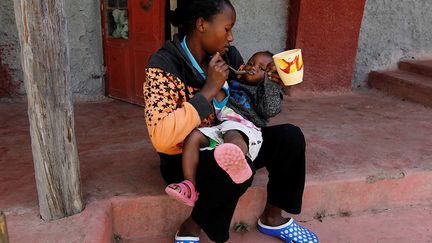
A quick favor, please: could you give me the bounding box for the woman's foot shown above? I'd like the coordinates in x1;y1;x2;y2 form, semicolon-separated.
260;203;290;226
165;180;198;207
257;218;319;243
260;216;290;227
258;204;319;242
175;233;199;243
214;143;252;184
175;217;201;243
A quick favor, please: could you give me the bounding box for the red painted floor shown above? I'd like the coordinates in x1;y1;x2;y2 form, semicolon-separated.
1;91;432;242
129;205;432;243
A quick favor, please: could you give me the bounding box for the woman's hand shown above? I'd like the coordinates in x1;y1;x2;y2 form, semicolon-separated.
201;52;229;101
266;62;284;86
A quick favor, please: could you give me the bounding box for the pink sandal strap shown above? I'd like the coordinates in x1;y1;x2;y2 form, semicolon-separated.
167;182;188;196
165;180;198;206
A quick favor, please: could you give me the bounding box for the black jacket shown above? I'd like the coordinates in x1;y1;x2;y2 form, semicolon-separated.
147;35;282;127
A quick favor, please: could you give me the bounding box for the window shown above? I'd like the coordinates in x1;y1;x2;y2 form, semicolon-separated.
106;0;128;39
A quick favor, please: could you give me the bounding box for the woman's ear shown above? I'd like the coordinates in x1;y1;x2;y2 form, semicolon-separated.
196;17;209;33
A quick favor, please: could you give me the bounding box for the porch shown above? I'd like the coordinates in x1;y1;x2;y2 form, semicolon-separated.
1;91;432;242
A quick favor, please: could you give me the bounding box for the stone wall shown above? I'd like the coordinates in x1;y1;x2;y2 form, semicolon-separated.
0;0;23;98
231;0;288;61
66;0;105;99
353;0;432;89
0;0;104;100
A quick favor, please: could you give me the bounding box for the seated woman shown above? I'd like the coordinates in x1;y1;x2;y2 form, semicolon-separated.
143;0;319;242
165;51;284;205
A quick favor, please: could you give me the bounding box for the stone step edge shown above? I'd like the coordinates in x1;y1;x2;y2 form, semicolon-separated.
123;204;432;243
110;168;432;239
369;70;432;88
399;60;432;78
369;70;432;107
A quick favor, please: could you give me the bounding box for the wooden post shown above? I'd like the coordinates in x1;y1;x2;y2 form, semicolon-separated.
12;0;84;220
0;211;9;243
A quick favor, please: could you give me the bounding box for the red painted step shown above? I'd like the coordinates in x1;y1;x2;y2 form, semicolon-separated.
124;205;432;243
399;60;432;78
110;170;432;240
368;70;432;107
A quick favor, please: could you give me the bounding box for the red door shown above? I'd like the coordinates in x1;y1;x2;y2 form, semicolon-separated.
101;0;165;106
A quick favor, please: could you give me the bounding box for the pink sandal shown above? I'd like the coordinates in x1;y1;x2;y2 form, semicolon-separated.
214;143;252;184
165;180;198;207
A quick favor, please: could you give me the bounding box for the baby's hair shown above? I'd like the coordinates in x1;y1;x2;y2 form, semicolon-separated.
169;0;234;37
252;51;274;59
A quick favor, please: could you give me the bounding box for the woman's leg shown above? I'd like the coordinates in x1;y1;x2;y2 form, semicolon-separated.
223;130;248;155
187;150;253;242
182;129;209;185
253;124;306;225
160;150;254;242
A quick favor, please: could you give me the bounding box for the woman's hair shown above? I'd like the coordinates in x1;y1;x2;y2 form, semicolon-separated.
170;0;234;36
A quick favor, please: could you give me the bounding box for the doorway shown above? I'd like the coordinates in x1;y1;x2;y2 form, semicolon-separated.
101;0;172;106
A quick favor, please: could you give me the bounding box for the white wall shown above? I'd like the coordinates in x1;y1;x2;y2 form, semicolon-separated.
353;0;432;89
0;0;105;100
231;0;288;61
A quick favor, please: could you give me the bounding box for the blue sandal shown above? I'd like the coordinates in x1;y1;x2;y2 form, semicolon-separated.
175;232;199;243
257;218;319;243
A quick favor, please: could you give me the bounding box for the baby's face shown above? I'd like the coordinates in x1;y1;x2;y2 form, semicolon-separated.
242;53;273;84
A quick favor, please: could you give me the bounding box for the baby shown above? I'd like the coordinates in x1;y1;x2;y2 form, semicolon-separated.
165;51;284;206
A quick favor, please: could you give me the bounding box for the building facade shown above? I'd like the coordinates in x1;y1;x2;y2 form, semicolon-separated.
1;0;431;103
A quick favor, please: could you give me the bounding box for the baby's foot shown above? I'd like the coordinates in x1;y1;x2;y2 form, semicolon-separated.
165;180;198;207
214;143;252;184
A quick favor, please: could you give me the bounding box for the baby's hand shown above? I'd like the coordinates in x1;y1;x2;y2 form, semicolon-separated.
266;62;284;86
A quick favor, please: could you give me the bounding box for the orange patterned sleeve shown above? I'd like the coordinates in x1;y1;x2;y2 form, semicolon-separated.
144;68;203;154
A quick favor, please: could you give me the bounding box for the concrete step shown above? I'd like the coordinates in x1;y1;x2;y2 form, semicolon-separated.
110;169;432;240
368;70;432;107
123;205;432;243
399;60;432;78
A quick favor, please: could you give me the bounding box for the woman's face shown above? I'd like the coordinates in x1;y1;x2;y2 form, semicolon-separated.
200;3;236;55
